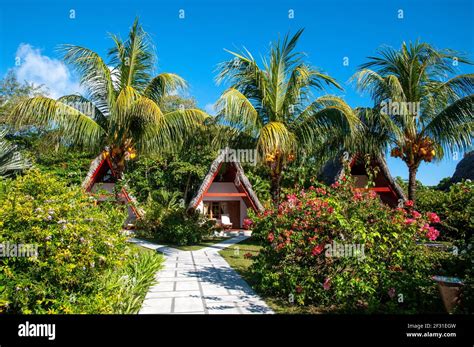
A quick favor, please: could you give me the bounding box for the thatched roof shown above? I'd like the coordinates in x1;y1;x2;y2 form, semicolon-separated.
451;151;474;183
82;149;144;218
318;153;406;204
188;148;264;213
81;153;112;191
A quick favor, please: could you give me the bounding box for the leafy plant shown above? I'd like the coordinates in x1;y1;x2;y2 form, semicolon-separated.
249;171;447;313
11;18;208;177
215;29;358;203
0;169;129;313
352;42;474;202
0;129;30;177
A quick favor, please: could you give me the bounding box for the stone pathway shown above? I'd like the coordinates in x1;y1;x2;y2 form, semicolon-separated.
130;236;273;314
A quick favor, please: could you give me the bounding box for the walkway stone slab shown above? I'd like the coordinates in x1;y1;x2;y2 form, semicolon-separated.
139;236;273;314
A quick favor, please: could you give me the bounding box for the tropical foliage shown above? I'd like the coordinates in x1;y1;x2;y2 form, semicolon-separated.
0;170;163;313
248;171;447;313
415;180;474;242
352;42;474;202
0;129;30;177
11;19;208;176
216;29;359;202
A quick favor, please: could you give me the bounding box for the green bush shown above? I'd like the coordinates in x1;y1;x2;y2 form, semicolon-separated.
0;169;161;314
416;180;474;241
138;206;213;246
249;175;447;313
85;248;163;314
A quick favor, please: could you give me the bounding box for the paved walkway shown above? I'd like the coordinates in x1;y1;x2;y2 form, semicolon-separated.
130;236;273;314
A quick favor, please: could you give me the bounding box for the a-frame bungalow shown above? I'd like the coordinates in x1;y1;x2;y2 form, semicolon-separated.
188;149;264;229
82;150;142;224
319;154;406;207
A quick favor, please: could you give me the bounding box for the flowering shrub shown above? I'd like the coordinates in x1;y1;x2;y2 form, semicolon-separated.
0;170;136;313
249;177;445;312
416;180;474;242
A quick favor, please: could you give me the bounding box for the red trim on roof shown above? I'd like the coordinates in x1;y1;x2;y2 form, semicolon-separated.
85;157;106;192
204;193;247;197
193;162;259;212
192;162;223;209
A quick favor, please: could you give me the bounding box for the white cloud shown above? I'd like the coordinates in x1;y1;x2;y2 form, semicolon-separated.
204;102;216;115
14;44;83;99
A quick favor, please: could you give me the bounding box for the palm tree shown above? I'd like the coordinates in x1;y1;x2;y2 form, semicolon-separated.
11;19;208;176
215;29;358;203
353;42;474;202
0;129;30;177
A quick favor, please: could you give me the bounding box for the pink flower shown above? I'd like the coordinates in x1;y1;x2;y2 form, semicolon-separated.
405;200;414;207
412;211;422;219
267;232;275;243
312;244;324;256
427;212;441;224
323;278;331;290
404;218;416;225
388;287;396;298
242;218;253;230
426;227;440;241
353;191;363;201
331;182;340;189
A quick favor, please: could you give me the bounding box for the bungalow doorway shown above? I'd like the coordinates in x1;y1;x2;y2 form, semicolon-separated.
204;201;241;228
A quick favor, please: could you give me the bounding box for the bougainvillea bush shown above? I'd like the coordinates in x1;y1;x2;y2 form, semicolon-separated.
0;170;162;313
249;176;447;313
416;180;474;242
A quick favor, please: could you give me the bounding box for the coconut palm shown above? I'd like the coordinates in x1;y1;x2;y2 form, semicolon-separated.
353;41;474;202
0;129;30;177
11;19;208;175
215;29;358;203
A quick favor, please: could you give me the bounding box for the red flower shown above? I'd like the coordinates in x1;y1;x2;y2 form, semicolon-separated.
323;278;331;290
327;206;334;214
267;232;275;243
404;218;416;225
405;200;414;207
426;227;440;241
426;212;441;224
388;287;396;299
311;244;324;256
412;210;422;219
353;191;363;201
242;218;253;230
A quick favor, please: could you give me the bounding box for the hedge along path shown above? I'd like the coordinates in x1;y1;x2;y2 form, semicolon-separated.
129;236;273;314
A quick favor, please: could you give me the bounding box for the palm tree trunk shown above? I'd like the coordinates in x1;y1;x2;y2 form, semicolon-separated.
408;165;418;203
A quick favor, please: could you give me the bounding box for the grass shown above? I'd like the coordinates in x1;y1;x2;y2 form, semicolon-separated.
219;237;333;314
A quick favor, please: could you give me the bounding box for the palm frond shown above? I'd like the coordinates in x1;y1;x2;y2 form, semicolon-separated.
0;129;30;177
144;73;187;106
12;96;105;149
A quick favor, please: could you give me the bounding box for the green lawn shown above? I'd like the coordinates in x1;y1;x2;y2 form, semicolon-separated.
219;237;333;314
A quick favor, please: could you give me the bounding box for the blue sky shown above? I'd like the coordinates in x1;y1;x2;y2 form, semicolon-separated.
0;0;472;185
